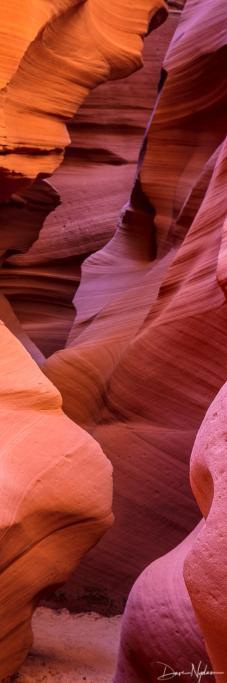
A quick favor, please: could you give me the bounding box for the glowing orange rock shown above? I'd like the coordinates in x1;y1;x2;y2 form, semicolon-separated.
0;322;113;679
0;0;167;198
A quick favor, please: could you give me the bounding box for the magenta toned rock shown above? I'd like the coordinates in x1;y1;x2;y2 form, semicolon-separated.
184;382;227;680
43;0;227;615
113;522;210;683
0;0;226;679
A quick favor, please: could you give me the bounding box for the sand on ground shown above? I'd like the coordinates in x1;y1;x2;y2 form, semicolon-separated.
12;608;121;682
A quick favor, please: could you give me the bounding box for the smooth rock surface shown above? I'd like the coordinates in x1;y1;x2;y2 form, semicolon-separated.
43;0;227;612
0;323;113;679
184;382;227;681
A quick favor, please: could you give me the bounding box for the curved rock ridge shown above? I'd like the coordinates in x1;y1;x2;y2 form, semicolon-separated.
0;0;226;675
184;382;227;680
113;128;227;672
140;0;227;253
0;0;168;199
43;0;227;610
113;522;211;683
0;322;113;679
113;116;227;680
0;16;177;360
0;1;83;94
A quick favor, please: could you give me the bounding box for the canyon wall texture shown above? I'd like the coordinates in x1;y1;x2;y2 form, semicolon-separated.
44;0;227;617
0;323;113;680
0;0;171;677
113;1;227;680
0;0;170;678
0;0;227;680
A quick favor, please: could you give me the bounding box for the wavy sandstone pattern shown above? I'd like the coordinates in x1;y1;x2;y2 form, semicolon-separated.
0;0;167;198
113;2;227;680
0;0;226;679
43;0;227;617
0;1;170;678
0;11;175;360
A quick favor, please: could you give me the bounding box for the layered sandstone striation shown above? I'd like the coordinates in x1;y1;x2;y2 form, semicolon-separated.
0;0;167;198
0;16;177;360
0;1;170;678
43;0;227;613
0;0;226;680
114;380;227;683
112;1;227;677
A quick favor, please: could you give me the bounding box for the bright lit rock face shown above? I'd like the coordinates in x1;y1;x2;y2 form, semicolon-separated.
0;0;167;198
0;323;113;679
0;0;227;680
0;0;169;678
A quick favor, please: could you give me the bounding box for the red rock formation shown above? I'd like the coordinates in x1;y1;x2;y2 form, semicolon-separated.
113;130;227;683
184;382;227;681
0;0;226;678
0;322;113;679
43;0;227;615
0;1;169;358
0;0;167;199
113;522;210;683
113;2;227;678
0;1;171;677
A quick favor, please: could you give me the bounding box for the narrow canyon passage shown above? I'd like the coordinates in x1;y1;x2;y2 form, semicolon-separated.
0;1;227;681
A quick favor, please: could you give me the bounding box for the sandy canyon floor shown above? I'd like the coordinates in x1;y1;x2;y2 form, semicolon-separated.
11;609;121;682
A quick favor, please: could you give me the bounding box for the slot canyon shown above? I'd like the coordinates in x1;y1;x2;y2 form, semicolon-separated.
0;0;226;681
